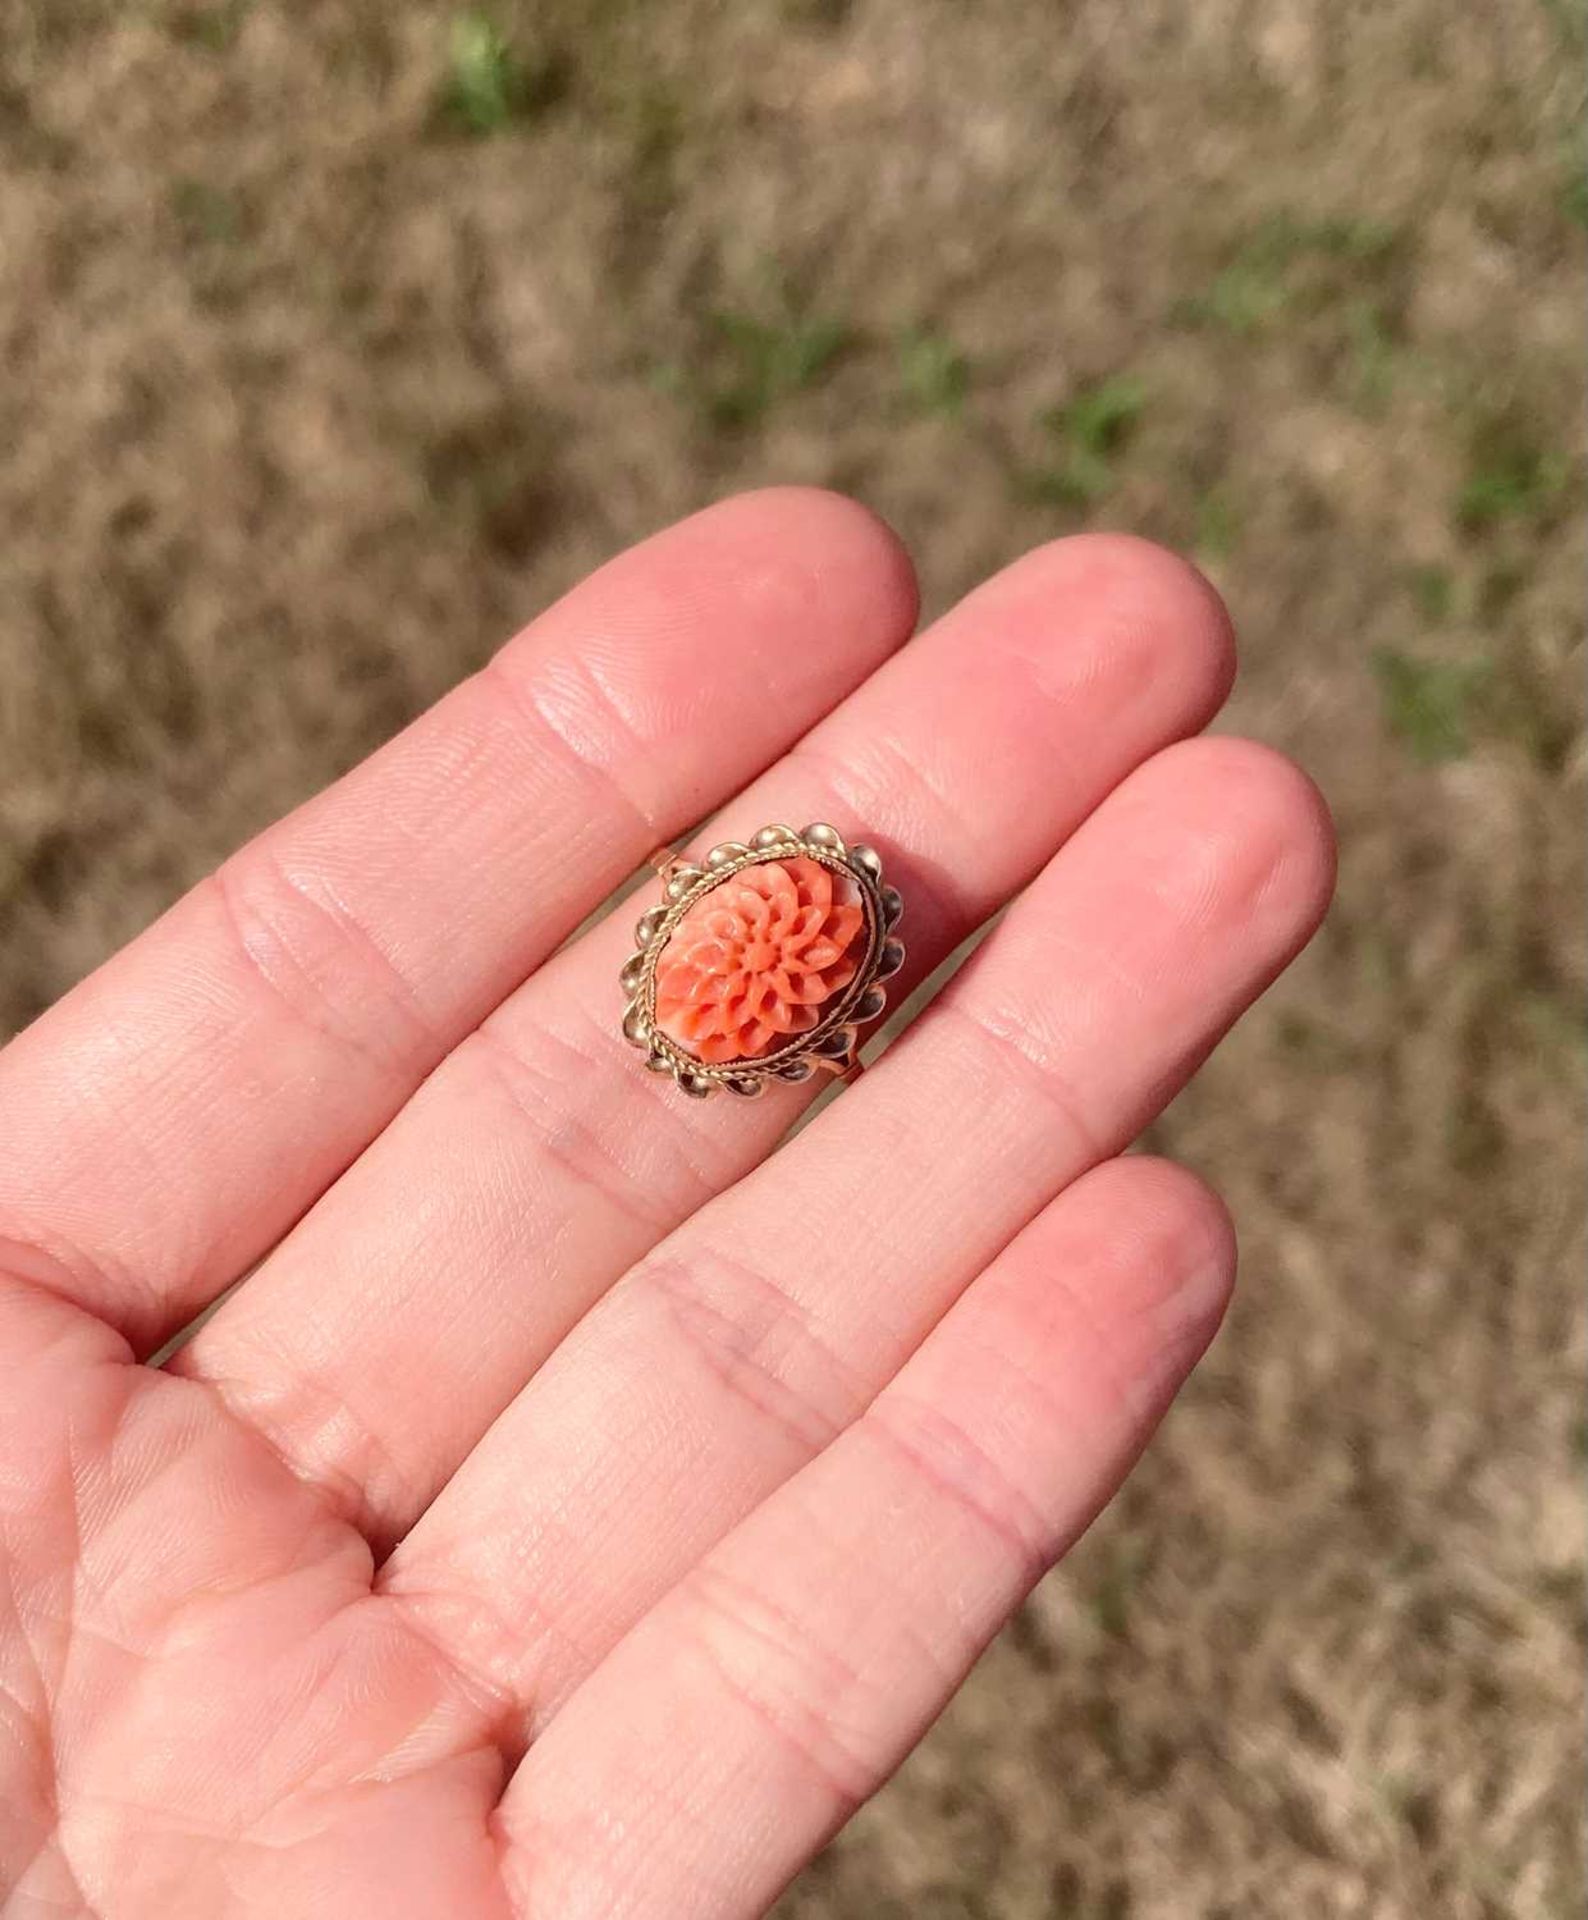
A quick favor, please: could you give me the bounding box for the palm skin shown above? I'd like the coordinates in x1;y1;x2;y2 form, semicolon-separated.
3;1303;511;1915
0;491;1333;1920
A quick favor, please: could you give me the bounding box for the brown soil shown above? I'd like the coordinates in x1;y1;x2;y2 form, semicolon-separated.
1;2;1582;1914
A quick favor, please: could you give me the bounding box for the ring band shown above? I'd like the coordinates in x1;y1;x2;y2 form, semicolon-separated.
619;823;906;1099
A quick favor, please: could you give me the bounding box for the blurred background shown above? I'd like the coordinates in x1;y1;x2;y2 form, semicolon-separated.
1;2;1582;1914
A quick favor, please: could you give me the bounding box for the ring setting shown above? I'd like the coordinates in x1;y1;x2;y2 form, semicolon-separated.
620;823;905;1098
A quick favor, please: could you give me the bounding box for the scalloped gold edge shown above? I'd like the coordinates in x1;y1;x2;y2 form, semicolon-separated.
619;823;906;1098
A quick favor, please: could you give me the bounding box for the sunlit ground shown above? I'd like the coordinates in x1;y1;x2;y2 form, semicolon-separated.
1;3;1582;1913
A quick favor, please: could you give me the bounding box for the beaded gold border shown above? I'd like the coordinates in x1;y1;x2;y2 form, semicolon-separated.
619;822;905;1098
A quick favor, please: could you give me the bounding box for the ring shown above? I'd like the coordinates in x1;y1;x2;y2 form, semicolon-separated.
619;823;906;1099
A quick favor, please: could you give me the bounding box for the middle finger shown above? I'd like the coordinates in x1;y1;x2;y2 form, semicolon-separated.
174;535;1233;1549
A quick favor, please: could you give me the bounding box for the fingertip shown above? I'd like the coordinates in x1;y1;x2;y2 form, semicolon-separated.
1107;734;1337;958
1045;531;1238;709
1180;734;1338;934
514;486;920;703
1108;1152;1237;1312
952;1154;1237;1449
691;486;921;657
1036;1153;1238;1334
945;530;1238;743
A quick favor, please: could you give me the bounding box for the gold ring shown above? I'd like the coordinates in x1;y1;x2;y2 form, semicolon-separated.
619;823;906;1099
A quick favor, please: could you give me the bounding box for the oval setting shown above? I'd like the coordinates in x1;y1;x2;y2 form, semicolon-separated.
619;824;904;1098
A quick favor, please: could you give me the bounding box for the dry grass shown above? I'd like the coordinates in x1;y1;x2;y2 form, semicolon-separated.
1;1;1582;1913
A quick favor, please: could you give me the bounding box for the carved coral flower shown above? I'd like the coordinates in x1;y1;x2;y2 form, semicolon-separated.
653;855;866;1065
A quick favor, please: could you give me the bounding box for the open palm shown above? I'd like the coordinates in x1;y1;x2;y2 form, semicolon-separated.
0;492;1332;1919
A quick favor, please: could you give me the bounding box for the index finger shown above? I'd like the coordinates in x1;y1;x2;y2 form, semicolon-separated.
0;489;916;1354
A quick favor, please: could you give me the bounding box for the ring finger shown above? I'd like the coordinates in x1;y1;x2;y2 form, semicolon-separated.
174;535;1236;1551
380;734;1334;1735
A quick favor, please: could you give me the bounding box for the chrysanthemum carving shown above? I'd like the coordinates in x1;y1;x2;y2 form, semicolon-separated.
653;855;866;1065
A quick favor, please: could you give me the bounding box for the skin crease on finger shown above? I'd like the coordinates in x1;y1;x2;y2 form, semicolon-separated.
0;488;920;1361
373;734;1335;1746
493;1157;1243;1920
0;510;1335;1920
170;532;1238;1552
0;1155;1234;1920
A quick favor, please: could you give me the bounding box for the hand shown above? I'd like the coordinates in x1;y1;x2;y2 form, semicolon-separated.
0;491;1333;1919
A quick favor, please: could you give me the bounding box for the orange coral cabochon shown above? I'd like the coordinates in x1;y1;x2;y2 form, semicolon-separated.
653;856;868;1065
